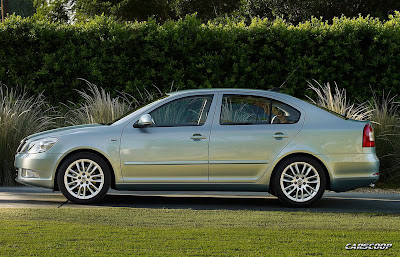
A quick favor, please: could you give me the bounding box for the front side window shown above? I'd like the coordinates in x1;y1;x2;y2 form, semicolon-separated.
220;95;271;125
150;95;213;127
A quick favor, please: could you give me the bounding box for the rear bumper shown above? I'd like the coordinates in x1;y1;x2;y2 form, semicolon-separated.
330;174;380;192
325;152;380;192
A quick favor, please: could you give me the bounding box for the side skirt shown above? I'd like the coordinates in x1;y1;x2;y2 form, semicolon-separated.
115;183;269;192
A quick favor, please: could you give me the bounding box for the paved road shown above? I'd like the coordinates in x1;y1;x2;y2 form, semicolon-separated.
0;187;399;213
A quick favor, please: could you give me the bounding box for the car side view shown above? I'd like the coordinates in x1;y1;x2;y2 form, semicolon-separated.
15;89;380;207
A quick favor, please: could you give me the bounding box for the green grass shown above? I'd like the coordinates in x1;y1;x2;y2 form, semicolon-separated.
0;208;399;256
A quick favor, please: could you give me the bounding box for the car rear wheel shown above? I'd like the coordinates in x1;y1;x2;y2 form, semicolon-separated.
58;152;111;204
273;156;326;207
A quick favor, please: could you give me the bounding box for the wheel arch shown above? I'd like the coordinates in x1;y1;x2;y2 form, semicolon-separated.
53;149;116;191
268;152;331;194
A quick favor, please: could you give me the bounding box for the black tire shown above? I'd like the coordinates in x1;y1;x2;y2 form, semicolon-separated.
57;152;111;204
268;187;277;197
273;156;326;207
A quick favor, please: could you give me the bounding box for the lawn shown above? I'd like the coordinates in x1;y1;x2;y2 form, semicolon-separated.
0;208;398;256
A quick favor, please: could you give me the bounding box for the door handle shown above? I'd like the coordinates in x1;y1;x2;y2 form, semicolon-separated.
191;133;207;140
273;133;288;139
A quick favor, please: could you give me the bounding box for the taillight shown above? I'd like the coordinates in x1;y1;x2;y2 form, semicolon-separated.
363;124;375;147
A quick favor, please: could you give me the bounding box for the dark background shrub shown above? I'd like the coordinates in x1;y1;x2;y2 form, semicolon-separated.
1;14;400;105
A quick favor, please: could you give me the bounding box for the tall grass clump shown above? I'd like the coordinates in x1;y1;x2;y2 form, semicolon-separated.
306;80;372;121
0;84;57;186
65;80;134;125
369;92;400;185
65;80;173;125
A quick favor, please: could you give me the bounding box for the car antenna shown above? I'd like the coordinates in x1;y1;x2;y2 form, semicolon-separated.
279;65;300;89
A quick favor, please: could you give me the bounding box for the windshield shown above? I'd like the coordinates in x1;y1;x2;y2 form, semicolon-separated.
109;95;170;125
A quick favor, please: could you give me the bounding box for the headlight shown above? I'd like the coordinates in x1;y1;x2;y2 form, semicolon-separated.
27;137;58;153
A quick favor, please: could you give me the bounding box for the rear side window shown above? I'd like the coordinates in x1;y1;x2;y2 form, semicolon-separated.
220;95;271;125
220;94;300;125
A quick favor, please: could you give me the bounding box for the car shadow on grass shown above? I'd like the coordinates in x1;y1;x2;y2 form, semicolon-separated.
86;193;400;213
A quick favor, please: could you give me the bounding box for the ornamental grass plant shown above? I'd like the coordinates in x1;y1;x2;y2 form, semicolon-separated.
64;80;165;125
306;80;372;121
64;80;134;125
368;92;400;185
0;84;57;186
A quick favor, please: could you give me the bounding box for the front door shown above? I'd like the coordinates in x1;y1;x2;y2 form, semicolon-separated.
209;93;303;182
120;94;216;183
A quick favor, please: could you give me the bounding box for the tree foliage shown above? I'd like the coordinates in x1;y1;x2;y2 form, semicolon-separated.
9;0;35;17
31;0;400;24
235;0;400;24
172;0;400;24
171;0;241;21
76;0;174;22
33;0;175;22
34;0;70;22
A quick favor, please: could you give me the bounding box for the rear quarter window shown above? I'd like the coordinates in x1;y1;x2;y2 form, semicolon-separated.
271;101;301;124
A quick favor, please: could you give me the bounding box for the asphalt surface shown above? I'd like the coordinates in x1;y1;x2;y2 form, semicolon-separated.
0;187;399;213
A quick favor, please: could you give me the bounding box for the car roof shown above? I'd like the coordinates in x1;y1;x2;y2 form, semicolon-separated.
167;88;304;105
169;88;285;97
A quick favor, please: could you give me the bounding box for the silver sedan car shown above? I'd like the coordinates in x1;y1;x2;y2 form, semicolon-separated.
15;89;379;207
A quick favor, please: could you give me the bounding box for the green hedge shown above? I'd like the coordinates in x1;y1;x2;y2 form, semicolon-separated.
1;14;400;104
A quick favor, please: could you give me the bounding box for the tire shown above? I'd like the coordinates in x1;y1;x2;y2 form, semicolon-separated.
57;152;111;204
273;156;326;207
268;188;277;197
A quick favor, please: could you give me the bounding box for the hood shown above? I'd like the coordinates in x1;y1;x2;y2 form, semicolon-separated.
26;124;104;140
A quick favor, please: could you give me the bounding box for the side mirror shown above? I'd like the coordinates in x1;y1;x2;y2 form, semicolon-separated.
134;114;153;128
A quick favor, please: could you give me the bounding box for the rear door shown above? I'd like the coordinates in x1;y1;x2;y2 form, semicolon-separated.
209;92;303;182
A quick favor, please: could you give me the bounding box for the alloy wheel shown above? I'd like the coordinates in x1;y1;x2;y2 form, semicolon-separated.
279;162;320;203
63;159;105;200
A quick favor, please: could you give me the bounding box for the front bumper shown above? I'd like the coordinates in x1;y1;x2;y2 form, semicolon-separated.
14;152;63;189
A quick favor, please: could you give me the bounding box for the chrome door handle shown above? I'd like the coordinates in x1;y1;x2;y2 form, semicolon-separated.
273;133;288;138
191;133;207;140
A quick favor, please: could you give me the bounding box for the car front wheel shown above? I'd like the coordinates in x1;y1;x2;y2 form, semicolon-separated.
273;156;326;207
57;152;111;204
